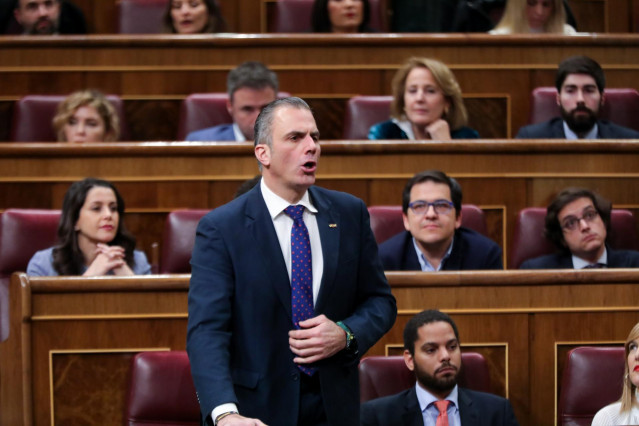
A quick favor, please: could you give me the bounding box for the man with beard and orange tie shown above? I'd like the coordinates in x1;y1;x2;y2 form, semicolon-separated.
361;310;519;426
12;0;86;35
516;56;639;139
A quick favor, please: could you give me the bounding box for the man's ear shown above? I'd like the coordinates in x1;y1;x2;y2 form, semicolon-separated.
455;209;462;229
226;98;233;117
403;349;415;372
255;143;270;168
14;8;23;25
556;91;561;107
402;213;410;232
600;91;606;107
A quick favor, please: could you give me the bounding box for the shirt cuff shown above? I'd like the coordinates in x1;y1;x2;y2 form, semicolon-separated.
212;403;239;424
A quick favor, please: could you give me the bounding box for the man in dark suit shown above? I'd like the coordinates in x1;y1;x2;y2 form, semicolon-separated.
361;309;519;425
378;170;502;271
520;188;639;269
516;55;639;139
187;97;397;426
187;61;279;142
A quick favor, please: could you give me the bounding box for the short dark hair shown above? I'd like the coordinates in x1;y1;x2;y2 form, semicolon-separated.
402;170;462;217
555;56;605;93
544;187;612;252
310;0;371;32
404;309;460;355
253;97;312;148
52;177;137;275
227;61;279;102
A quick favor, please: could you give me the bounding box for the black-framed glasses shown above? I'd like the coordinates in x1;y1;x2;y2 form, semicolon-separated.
561;208;599;231
408;200;455;215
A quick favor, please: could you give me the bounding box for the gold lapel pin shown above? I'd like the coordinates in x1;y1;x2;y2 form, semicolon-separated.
329;224;337;228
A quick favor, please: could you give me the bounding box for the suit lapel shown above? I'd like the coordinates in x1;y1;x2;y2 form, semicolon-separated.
401;387;424;426
309;187;340;314
244;186;293;322
458;387;478;425
403;232;423;270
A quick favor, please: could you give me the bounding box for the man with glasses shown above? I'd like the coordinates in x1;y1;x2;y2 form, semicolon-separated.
378;170;502;271
520;187;639;269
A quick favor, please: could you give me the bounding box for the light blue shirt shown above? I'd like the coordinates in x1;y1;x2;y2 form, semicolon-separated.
26;247;151;276
232;122;247;142
572;247;608;269
416;383;461;426
563;121;598;139
412;237;454;272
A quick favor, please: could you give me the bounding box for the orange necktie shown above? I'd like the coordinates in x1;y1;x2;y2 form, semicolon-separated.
434;400;450;426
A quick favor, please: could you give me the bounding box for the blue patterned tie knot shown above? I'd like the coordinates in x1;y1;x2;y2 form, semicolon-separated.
284;204;316;376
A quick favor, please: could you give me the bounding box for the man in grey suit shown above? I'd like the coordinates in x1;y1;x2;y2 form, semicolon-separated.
517;55;639;139
187;61;278;142
361;309;519;426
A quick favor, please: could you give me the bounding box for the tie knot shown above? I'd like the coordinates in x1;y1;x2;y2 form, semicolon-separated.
285;205;305;221
434;400;450;415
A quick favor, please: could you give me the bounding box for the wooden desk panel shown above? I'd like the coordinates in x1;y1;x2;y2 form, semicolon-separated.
2;272;639;425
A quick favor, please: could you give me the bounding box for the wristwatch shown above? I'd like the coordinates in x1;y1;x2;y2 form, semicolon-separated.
336;321;358;355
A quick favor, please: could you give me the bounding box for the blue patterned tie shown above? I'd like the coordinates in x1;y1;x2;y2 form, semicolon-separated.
284;205;316;375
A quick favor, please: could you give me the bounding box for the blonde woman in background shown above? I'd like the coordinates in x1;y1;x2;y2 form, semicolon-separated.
592;322;639;425
490;0;576;34
53;90;119;143
368;57;479;141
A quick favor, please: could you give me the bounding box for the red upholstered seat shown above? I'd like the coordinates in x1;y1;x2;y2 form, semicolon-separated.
0;209;60;341
160;209;209;273
343;96;392;140
125;351;200;426
528;87;639;131
509;207;638;269
359;353;490;402
269;0;387;32
558;346;624;426
177;92;291;140
117;0;167;34
368;204;488;245
9;95;129;142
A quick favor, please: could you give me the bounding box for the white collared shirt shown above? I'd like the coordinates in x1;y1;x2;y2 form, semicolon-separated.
563;121;599;140
232;122;247;142
416;383;461;426
260;179;324;304
572;247;608;269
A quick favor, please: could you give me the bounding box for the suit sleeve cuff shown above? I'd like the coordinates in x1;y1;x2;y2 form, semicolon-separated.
212;403;239;424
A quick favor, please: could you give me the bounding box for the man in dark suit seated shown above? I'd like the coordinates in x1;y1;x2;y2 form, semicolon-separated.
361;309;519;426
516;55;639;139
378;170;502;271
520;188;639;269
187;97;397;426
186;61;279;142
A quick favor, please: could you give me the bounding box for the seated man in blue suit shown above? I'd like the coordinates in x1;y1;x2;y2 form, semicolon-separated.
520;188;639;269
379;170;502;271
516;55;639;139
361;309;520;426
187;97;397;426
186;61;278;142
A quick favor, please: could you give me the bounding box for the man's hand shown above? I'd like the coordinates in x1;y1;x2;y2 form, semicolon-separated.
288;314;346;364
217;413;267;426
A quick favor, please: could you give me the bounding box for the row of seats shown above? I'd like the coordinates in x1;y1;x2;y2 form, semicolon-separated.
10;88;639;142
1;204;636;282
125;351;489;425
124;346;623;426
